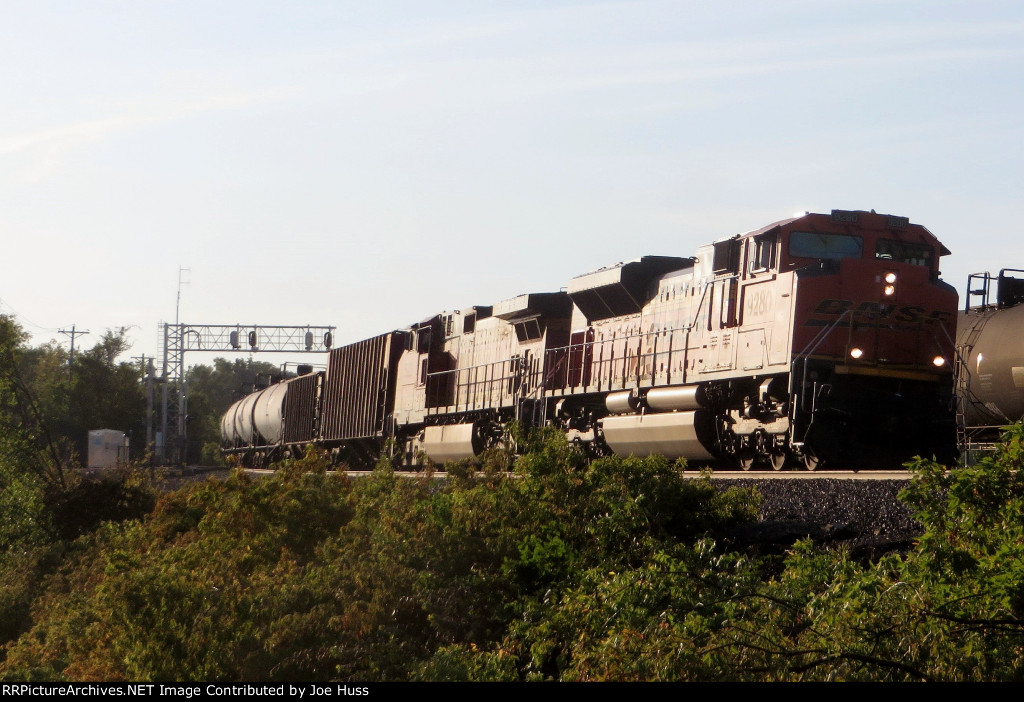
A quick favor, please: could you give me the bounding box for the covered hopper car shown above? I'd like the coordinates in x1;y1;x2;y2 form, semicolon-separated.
222;209;959;470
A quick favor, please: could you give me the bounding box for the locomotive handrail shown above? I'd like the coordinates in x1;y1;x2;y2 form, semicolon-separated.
514;278;719;398
793;310;852;361
966;269;1024;311
541;319;706;395
945;315;1009;447
680;280;714;387
512;348;576;427
790;309;853;438
425;357;521;413
966;272;994;311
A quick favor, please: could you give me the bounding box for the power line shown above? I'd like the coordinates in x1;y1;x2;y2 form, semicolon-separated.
0;298;60;333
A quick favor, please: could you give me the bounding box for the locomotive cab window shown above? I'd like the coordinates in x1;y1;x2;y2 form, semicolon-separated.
749;234;777;272
789;232;863;260
875;239;934;268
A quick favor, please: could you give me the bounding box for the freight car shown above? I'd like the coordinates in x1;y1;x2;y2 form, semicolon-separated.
222;210;959;470
955;269;1024;447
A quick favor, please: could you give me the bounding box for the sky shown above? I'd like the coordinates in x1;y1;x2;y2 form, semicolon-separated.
1;0;1022;372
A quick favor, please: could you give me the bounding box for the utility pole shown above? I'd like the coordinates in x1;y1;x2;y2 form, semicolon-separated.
59;325;90;383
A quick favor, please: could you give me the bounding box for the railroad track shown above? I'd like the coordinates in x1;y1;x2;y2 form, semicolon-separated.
230;466;915;481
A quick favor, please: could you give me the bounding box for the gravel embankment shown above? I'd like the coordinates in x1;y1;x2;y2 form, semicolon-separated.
724;478;922;558
157;469;924;559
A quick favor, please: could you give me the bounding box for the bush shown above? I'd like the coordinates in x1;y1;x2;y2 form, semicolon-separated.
0;433;764;681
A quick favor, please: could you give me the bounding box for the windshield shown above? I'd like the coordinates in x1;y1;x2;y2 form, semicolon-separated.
875;239;934;267
789;231;863;260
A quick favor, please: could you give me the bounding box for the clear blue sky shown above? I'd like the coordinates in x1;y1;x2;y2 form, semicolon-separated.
2;0;1021;368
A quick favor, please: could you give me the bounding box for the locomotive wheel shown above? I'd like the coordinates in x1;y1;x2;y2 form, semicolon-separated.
803;451;820;471
771;451;787;471
738;450;755;471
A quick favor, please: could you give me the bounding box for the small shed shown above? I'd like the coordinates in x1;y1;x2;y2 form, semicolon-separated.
87;429;129;470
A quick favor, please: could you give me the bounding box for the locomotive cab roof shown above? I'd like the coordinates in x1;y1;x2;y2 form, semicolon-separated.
730;211;951;275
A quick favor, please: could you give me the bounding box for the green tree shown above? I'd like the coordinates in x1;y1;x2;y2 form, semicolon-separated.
66;330;145;464
0;316;66;492
5;326;144;468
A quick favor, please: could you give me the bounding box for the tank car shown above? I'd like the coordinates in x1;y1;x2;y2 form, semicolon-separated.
223;209;959;470
956;269;1024;443
220;370;322;466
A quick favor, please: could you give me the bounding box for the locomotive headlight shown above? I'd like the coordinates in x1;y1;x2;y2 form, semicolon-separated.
932;356;946;367
850;347;864;359
882;271;897;296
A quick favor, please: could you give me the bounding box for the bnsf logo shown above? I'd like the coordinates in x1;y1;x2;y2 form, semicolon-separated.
807;299;952;326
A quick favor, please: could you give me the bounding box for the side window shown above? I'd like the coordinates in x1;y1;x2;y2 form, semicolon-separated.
712;239;740;274
417;327;432;354
514;318;543;342
750;234;777;272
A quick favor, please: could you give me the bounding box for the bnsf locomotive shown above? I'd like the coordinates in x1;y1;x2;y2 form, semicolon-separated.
221;210;959;470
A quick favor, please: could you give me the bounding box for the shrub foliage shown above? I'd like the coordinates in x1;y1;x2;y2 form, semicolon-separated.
3;427;1024;681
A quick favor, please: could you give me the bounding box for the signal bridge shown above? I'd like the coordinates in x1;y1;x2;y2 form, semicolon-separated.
158;323;336;465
